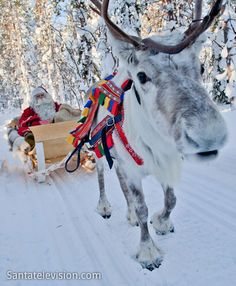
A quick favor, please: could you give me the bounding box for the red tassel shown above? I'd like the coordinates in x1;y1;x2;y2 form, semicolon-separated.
94;144;103;158
94;88;100;100
115;122;144;166
73;138;80;148
107;133;114;148
111;101;118;115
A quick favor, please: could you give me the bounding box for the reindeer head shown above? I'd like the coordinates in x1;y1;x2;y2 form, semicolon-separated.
91;0;227;162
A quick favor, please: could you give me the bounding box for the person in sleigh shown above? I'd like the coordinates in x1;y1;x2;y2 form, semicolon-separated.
6;85;95;174
18;86;84;149
18;86;61;149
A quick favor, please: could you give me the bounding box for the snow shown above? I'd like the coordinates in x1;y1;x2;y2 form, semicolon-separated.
0;108;236;286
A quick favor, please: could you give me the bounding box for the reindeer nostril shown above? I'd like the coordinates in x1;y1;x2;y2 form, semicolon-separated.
197;150;218;157
185;132;199;148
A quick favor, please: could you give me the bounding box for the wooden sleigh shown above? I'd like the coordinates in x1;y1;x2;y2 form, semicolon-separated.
28;120;95;182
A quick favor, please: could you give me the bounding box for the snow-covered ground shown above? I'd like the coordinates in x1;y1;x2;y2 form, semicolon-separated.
0;108;235;286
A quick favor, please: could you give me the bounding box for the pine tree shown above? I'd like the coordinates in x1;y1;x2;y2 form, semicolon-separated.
33;0;62;102
0;0;233;109
210;0;236;104
0;0;33;109
95;0;143;76
70;0;100;98
141;0;193;36
51;0;100;106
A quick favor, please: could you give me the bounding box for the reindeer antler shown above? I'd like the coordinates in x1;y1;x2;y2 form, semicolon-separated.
90;0;102;15
90;0;142;47
142;0;222;54
90;0;223;54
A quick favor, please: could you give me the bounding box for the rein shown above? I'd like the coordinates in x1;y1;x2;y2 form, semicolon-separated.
133;84;141;105
65;74;143;172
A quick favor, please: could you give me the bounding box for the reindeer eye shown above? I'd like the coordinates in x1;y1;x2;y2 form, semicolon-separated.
137;72;150;84
201;64;205;75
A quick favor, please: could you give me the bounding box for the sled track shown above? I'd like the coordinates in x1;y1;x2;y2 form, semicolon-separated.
0;110;236;286
50;170;136;286
180;173;236;233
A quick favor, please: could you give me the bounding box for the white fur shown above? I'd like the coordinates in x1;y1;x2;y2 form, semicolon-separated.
95;30;228;270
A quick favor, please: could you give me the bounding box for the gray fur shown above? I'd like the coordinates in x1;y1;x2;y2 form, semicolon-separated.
95;31;228;270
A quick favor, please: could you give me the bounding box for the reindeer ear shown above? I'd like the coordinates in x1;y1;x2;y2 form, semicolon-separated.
108;33;138;66
120;48;138;65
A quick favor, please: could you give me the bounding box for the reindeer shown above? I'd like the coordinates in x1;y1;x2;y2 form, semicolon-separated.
89;0;227;270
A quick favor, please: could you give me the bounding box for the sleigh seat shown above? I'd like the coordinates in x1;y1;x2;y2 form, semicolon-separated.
29;120;95;180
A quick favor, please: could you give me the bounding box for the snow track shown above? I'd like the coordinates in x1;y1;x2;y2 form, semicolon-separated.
0;110;235;286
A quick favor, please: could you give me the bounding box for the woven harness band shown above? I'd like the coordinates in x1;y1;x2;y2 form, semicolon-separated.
65;76;143;172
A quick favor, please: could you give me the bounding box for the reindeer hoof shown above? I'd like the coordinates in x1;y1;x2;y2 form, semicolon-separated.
139;258;162;271
97;197;112;219
136;239;163;271
150;212;175;235
155;226;174;235
102;214;111;219
127;217;139;227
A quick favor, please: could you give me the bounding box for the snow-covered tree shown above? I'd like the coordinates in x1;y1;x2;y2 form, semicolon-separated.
0;0;235;108
70;0;100;98
210;0;236;104
141;0;194;36
95;0;143;76
0;0;33;109
0;0;101;108
33;0;63;103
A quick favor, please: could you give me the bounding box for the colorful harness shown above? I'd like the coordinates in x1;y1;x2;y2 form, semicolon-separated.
65;74;143;172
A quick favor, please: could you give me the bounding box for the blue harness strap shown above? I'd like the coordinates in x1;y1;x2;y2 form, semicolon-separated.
99;114;122;169
65;136;88;173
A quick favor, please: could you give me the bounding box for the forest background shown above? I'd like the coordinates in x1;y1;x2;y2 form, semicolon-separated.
0;0;236;111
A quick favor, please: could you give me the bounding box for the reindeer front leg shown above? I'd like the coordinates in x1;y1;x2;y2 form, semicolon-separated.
150;185;176;235
129;182;163;270
96;161;112;219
